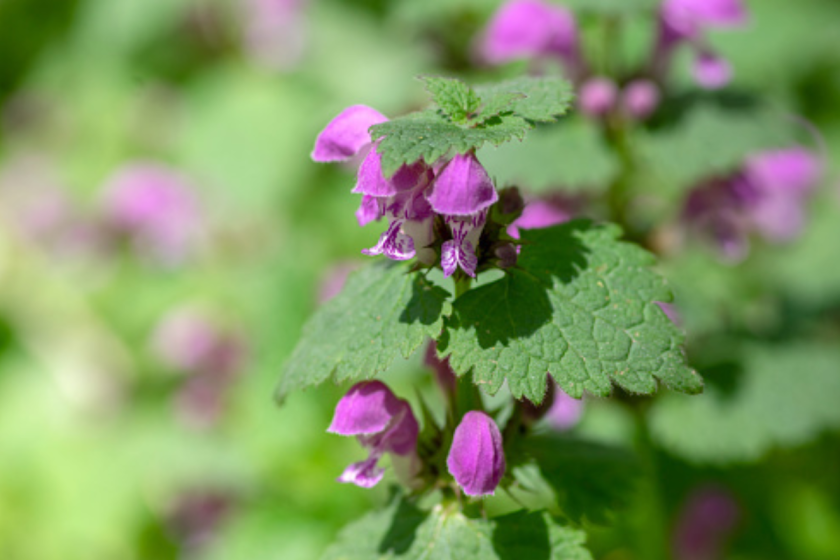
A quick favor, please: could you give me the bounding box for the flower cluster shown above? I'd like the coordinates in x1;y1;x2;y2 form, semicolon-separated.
479;0;748;123
328;380;505;497
312;106;503;278
683;148;822;261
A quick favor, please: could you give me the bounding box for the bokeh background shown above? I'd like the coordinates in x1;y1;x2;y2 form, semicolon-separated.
0;0;838;559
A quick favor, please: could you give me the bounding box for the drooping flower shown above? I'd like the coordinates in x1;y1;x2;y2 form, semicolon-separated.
447;411;506;497
312;106;436;262
578;77;618;118
508;197;573;239
479;0;582;78
621;79;661;120
103;163;203;264
328;381;419;488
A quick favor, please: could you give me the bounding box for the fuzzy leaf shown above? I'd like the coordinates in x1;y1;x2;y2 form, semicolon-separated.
474;77;574;123
276;262;450;400
321;496;592;560
649;343;840;464
438;220;701;403
371;111;530;176
423;76;481;124
372;77;573;176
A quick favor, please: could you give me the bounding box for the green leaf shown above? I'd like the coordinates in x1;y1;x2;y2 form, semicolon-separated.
438;220;701;403
321;495;592;560
648;343;840;464
474;77;574;123
510;435;641;524
371;111;530;176
479;117;618;193
276;262;450;401
371;77;573;176
423;76;481;125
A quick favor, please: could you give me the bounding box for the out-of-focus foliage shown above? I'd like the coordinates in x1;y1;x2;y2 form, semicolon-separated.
0;0;839;559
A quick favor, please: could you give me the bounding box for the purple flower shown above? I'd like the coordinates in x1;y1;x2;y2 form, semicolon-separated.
103;163;203;264
578;77;618;118
427;153;498;217
328;381;419;488
683;147;821;260
447;411;506;497
312;106;437;263
621;79;661;120
311;105;388;163
653;0;747;89
441;210;487;278
479;0;581;77
508;197;572;239
673;486;740;560
545;385;583;430
692;51;732;90
661;0;747;41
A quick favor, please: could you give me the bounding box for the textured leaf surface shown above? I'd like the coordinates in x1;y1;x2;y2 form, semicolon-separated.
474;77;573;123
649;343;840;464
372;77;573;176
423;76;481;125
479;118;618;193
438;220;701;403
321;497;591;560
510;436;641;524
276;262;449;400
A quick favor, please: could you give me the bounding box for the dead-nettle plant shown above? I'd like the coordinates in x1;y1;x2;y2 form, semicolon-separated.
275;0;823;557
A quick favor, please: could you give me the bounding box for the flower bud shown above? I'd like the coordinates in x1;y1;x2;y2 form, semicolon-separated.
447;411;506;497
621;79;661;120
578;77;618;118
495;243;518;269
328;381;419;488
692;51;732;90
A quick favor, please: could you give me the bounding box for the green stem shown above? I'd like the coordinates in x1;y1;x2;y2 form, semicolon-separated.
454;276;472;299
630;404;670;560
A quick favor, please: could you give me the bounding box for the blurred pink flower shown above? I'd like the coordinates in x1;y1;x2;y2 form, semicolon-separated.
673;485;740;560
103;162;203;265
243;0;308;71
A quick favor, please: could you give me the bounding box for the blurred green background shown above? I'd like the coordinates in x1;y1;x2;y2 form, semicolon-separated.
0;0;838;559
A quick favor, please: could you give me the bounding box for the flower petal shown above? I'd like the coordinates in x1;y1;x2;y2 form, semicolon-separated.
353;148;429;198
362;219;416;261
311;105;388;162
327;380;407;436
356;195;383;227
427;153;498;217
480;0;578;64
337;456;385;488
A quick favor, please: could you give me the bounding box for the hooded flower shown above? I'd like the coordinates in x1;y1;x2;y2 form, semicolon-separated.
447;411;506;497
479;0;581;77
328;381;419;488
427;153;497;277
312;106;436;262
